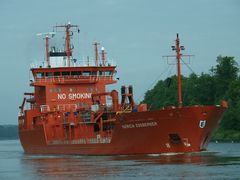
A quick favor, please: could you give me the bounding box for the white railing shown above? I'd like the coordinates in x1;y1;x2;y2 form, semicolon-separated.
40;105;50;113
38;103;112;113
40;104;78;113
34;75;114;83
30;59;116;68
73;60;116;67
30;61;45;69
57;104;77;111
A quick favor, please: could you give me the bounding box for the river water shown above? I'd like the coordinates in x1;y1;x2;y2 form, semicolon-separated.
0;140;239;180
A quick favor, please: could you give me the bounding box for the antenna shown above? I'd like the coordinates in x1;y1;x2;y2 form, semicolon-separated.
101;46;106;66
54;22;80;67
163;34;194;107
37;32;56;67
93;42;100;66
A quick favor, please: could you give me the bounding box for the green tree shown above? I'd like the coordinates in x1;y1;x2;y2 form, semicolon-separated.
142;55;240;141
219;78;240;131
213;56;238;102
183;73;216;105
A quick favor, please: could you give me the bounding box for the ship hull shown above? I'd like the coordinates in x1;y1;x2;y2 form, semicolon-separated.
19;105;225;155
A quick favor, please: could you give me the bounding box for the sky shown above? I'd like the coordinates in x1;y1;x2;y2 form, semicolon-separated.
0;0;239;124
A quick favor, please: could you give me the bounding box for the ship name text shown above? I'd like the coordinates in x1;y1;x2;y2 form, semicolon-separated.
122;121;158;129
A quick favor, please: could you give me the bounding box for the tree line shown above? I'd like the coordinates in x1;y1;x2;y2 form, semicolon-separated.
142;56;240;141
0;125;18;140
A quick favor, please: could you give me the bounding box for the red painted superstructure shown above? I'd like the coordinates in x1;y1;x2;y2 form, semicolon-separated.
18;23;227;155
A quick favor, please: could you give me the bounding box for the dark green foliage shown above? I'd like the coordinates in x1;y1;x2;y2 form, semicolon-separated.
219;79;240;131
212;129;240;142
0;125;18;140
143;76;178;110
214;56;238;102
183;73;216;105
142;56;240;141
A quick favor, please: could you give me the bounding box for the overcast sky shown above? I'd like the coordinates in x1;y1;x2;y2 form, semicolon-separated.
0;0;239;124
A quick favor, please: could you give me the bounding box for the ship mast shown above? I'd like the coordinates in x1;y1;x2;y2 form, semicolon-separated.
176;33;183;107
55;22;80;67
93;42;100;66
45;35;50;67
163;34;193;108
101;47;105;66
37;32;55;67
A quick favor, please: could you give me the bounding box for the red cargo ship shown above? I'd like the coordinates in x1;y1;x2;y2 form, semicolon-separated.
18;23;227;155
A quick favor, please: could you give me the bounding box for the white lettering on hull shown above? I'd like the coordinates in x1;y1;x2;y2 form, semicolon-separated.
122;121;158;129
48;137;111;145
57;93;92;100
58;93;66;100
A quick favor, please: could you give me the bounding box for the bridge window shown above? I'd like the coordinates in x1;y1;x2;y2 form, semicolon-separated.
82;71;91;76
98;71;103;76
62;71;70;76
36;72;44;78
54;72;61;77
71;71;81;76
92;71;97;76
105;71;112;76
46;72;53;77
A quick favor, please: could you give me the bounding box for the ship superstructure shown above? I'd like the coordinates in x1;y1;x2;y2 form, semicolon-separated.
18;23;227;155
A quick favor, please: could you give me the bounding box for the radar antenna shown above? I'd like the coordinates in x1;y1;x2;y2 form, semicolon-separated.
54;22;80;67
37;32;56;67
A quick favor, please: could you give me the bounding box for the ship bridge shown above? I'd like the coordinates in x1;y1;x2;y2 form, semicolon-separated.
31;46;117;86
30;57;117;109
26;22;119;114
31;62;117;86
